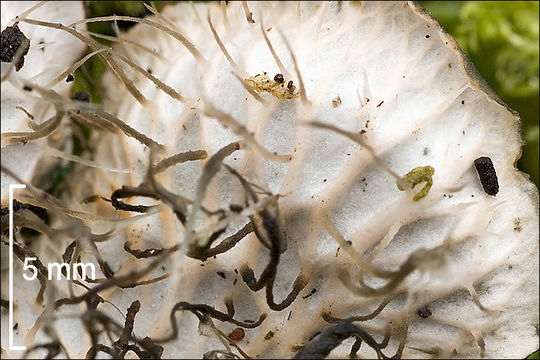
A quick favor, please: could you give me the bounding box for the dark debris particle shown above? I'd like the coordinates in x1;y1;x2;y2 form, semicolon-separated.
72;91;90;103
264;330;275;341
474;156;499;196
23;85;32;91
217;271;226;279
228;327;245;341
376;101;384;107
66;74;74;82
1;23;30;71
425;34;430;38
417;306;432;318
229;204;243;212
274;73;284;83
302;288;317;299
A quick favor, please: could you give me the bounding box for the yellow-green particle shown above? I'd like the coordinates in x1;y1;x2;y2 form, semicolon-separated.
397;165;435;201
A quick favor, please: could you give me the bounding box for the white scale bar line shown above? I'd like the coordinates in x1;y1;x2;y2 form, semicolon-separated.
9;184;27;351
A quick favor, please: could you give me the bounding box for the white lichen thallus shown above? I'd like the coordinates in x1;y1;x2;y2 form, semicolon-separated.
2;2;537;359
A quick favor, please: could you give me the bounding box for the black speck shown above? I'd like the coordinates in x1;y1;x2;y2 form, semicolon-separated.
217;271;226;279
66;74;74;82
425;34;430;39
274;73;284;83
376;101;384;107
229;204;243;212
72;91;90;103
1;23;30;71
474;156;499;196
302;288;317;299
147;68;152;74
23;84;32;91
423;147;429;156
233;278;238;285
461;100;465;105
417;306;432;318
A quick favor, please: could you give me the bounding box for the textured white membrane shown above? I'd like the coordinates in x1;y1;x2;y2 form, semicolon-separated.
1;1;538;359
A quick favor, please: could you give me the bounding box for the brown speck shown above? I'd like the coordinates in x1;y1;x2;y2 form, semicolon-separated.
228;328;245;341
66;74;74;82
345;240;352;246
264;330;275;341
182;124;187;131
23;85;32;91
376;101;384;107
217;271;226;279
513;218;522;232
147;68;152;74
267;27;272;31
332;95;342;108
462;130;465;135
448;63;452;68
360;129;366;134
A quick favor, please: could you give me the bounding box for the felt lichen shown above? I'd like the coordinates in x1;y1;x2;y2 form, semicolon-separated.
1;1;538;359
